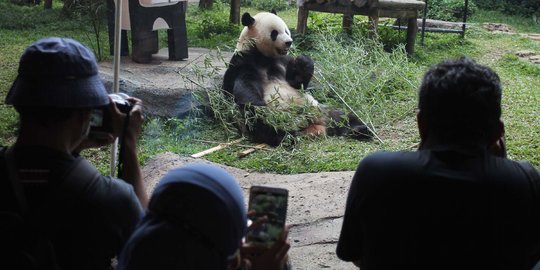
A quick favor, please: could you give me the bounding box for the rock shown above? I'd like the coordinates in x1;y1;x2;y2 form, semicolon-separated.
99;47;233;118
482;23;513;33
516;50;535;58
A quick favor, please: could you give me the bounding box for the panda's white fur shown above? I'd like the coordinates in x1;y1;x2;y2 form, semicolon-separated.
263;79;319;109
236;12;293;58
237;12;319;110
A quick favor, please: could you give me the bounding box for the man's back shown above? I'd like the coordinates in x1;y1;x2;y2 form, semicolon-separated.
337;146;540;270
2;145;143;270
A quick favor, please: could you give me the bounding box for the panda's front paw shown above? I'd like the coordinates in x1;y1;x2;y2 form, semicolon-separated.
294;55;314;75
286;55;314;90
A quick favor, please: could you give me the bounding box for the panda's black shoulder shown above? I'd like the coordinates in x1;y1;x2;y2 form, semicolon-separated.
229;49;289;68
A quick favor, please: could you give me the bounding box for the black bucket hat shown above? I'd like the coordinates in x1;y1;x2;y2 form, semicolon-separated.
6;37;109;108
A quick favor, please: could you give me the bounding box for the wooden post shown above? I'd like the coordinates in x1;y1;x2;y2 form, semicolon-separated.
199;0;213;9
405;17;417;55
342;13;353;35
367;14;379;39
230;0;241;24
297;5;309;34
44;0;52;9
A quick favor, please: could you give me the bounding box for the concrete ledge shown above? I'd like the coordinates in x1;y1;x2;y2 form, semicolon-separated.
99;47;233;117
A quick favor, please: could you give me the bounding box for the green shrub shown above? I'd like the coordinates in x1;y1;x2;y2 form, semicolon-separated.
474;0;540;18
306;31;419;128
428;0;478;22
306;12;343;33
501;0;540;17
0;0;66;30
69;0;108;60
474;0;506;10
185;1;241;48
198;12;234;39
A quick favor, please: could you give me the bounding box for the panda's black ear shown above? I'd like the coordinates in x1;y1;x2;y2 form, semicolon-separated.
241;12;255;27
270;9;277;15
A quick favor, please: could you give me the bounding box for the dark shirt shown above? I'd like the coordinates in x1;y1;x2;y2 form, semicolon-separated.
337;145;540;270
7;145;143;270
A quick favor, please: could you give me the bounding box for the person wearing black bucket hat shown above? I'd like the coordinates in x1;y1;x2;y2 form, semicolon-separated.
1;37;148;270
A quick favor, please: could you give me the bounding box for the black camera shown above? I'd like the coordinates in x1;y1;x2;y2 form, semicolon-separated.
89;93;133;139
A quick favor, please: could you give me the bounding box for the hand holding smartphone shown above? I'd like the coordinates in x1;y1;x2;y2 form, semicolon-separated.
246;186;289;248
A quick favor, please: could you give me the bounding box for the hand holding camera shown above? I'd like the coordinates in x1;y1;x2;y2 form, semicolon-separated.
77;94;143;151
88;93;143;139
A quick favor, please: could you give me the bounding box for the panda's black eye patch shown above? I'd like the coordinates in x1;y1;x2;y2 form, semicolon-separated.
271;30;278;41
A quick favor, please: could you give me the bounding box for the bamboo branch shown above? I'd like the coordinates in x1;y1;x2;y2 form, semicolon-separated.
315;70;384;144
181;75;210;90
192;139;272;151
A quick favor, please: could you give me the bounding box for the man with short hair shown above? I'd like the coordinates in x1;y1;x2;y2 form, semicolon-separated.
1;37;148;269
337;58;540;270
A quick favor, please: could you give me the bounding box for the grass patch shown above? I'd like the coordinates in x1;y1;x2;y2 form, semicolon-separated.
471;9;540;33
494;54;540;165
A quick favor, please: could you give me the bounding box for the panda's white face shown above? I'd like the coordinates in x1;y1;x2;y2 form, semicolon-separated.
237;12;293;58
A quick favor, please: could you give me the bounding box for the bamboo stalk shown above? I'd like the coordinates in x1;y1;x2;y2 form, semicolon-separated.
193;139;272;151
315;70;384;144
238;143;269;158
191;138;245;158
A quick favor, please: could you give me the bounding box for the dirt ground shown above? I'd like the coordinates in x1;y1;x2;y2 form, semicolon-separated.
141;152;359;270
482;23;540;65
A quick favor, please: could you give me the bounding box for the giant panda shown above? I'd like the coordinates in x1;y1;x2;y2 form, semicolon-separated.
222;11;372;146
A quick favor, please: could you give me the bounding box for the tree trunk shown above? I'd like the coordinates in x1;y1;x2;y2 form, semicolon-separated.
230;0;241;24
199;0;213;9
44;0;52;9
62;0;74;13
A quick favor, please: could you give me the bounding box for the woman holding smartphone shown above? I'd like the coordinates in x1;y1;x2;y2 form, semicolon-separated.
117;163;290;270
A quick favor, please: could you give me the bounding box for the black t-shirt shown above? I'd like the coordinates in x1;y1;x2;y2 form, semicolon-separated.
337;145;540;270
3;145;143;270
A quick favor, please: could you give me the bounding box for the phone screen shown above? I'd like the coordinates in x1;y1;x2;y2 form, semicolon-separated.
246;186;288;247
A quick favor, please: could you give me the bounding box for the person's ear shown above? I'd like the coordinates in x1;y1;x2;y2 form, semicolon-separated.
487;119;504;145
486;119;506;157
496;119;505;141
